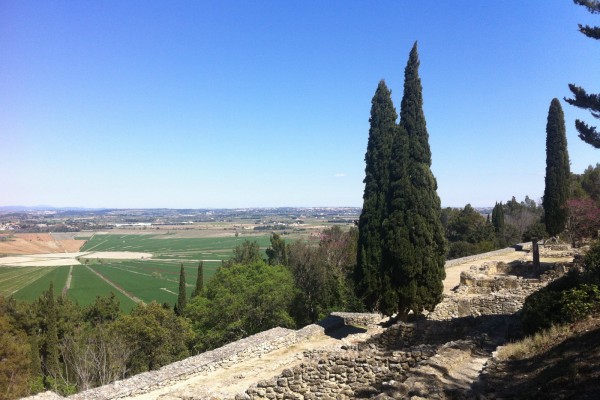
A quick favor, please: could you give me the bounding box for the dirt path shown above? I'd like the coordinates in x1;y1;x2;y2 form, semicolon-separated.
84;265;145;305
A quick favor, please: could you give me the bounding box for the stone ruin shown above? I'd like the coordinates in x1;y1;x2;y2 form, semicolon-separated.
25;244;576;400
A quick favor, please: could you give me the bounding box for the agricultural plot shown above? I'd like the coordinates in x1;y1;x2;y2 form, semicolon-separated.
81;234;272;260
1;232;271;312
67;265;137;312
10;265;70;301
88;263;195;305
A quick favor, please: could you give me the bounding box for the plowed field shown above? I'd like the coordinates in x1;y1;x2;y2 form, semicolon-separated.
0;233;85;254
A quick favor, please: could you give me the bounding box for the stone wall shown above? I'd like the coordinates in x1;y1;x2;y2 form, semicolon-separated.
51;313;380;400
428;261;569;321
242;345;436;400
443;246;520;268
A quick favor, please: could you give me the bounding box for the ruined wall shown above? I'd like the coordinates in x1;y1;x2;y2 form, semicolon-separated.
242;345;436;400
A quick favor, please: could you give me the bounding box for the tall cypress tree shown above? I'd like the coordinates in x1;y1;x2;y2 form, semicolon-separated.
44;283;60;386
565;0;600;148
491;201;506;247
356;80;398;310
383;42;446;318
543;98;570;237
175;264;186;315
192;261;204;298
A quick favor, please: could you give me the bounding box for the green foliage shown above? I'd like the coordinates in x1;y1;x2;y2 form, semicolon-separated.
445;204;495;245
560;284;600;321
228;239;263;266
522;222;548;243
565;1;600;147
380;42;446;318
43;283;61;387
356;80;397;309
521;260;600;334
174;264;186;316
289;227;361;323
186;262;297;352
266;233;288;266
543;99;570;236
0;312;32;399
491;202;506;247
191;262;204;298
583;240;600;282
83;292;121;324
503;196;544;243
110;302;193;374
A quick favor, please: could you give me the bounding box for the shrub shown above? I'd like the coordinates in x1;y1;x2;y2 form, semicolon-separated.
583;240;600;282
522;279;600;334
560;284;600;321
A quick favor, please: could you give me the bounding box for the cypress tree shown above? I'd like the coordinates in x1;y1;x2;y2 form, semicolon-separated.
565;0;600;148
175;264;186;315
383;42;446;318
356;80;398;310
44;283;60;385
491;201;506;247
543;98;570;237
192;261;204;298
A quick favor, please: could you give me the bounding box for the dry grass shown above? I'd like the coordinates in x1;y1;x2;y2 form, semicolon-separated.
496;324;571;361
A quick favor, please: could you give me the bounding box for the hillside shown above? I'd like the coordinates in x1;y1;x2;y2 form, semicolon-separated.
478;314;600;399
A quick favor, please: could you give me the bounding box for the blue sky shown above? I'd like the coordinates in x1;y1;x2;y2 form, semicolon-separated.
1;1;599;208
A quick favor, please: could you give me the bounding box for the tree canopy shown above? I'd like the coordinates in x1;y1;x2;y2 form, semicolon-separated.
565;0;600;148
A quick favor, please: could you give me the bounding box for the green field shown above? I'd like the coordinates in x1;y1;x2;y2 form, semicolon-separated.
11;265;70;301
0;233;271;312
81;233;272;260
67;265;137;312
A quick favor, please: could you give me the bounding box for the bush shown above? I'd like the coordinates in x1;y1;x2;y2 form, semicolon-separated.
447;241;477;259
522;222;548;242
584;240;600;282
521;289;562;334
560;284;600;321
522;279;600;334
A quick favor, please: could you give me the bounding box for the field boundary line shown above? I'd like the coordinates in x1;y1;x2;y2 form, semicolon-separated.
63;265;73;296
84;265;145;305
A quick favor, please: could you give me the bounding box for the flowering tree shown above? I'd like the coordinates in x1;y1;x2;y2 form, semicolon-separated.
566;198;600;246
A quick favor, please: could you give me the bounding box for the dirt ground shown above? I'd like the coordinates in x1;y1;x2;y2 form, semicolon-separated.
0;233;86;255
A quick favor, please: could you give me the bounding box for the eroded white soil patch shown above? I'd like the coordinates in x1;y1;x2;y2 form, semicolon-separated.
0;251;153;267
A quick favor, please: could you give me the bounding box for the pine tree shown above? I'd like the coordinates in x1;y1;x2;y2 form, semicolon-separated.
356;80;398;310
565;0;600;148
543;99;571;237
175;264;186;315
382;42;446;318
192;262;204;298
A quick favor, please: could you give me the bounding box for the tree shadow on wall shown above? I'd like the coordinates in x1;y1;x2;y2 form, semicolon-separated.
372;313;523;352
316;315;368;339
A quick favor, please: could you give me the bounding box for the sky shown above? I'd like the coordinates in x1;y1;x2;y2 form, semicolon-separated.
1;1;599;209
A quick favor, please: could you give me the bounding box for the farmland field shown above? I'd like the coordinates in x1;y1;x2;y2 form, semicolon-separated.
67;265;137;312
0;232;273;312
10;265;70;301
81;233;272;260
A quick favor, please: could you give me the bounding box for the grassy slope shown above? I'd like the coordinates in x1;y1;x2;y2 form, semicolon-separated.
483;315;600;399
